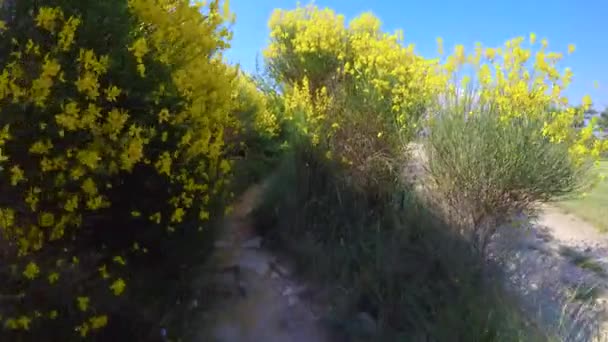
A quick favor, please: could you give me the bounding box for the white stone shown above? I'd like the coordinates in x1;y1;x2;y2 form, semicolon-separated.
271;261;293;277
293;285;307;295
242;236;262;249
238;250;271;275
282;287;293;296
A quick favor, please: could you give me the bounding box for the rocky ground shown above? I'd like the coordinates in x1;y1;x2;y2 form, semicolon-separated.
406;142;608;341
488;206;608;342
190;184;332;342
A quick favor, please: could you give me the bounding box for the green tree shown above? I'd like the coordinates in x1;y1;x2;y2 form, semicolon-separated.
572;106;597;129
597;107;608;133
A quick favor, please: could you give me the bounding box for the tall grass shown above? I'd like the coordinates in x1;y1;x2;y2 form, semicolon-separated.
251;141;547;341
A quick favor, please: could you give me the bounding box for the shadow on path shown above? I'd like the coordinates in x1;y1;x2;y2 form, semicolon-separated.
190;183;331;342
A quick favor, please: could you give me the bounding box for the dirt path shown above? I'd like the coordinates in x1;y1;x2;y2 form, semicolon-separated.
539;205;608;249
488;206;608;341
192;184;330;342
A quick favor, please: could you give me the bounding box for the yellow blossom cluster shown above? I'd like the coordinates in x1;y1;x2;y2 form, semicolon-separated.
283;77;332;147
435;35;608;163
232;72;280;138
263;4;606;195
263;5;440;193
0;0;235;335
266;4;606;172
265;5;438;137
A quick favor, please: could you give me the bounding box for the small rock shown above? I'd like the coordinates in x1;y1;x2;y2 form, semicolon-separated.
238;250;271;275
190;299;199;309
270;272;280;279
241;236;262;249
271;261;293;277
356;312;377;335
292;285;308;296
288;296;298;306
282;287;293;296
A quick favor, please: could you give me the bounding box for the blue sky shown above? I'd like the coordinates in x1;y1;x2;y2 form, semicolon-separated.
224;0;608;108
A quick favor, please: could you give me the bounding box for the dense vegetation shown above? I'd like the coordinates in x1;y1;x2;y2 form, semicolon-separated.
0;0;236;338
0;1;605;340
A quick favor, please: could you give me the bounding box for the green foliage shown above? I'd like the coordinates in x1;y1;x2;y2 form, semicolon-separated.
0;0;234;338
426;104;593;251
253;146;545;341
227;72;285;186
597;108;608;133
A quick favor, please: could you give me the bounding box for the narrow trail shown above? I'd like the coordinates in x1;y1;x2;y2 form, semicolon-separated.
193;183;330;342
539;205;608;249
488;206;608;341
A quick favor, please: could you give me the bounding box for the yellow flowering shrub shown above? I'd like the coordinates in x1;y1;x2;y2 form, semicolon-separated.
0;0;234;338
264;4;440;193
266;5;439;131
266;5;606;189
435;35;608;163
232;72;279;138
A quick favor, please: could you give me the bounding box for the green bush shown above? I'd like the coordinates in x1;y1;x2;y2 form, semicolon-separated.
426;106;592;252
227;71;286;191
